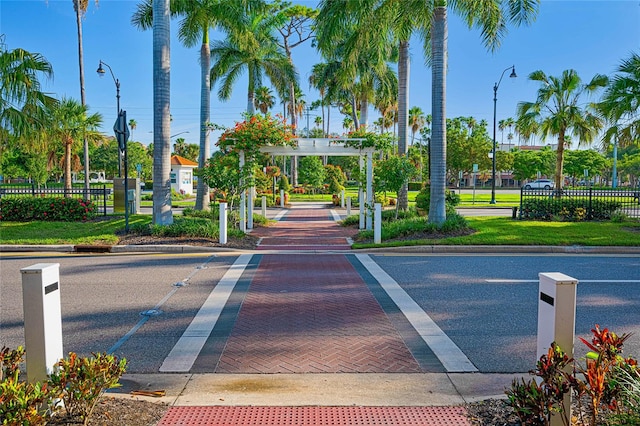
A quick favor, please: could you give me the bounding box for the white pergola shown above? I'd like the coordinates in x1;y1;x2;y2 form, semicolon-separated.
238;138;376;231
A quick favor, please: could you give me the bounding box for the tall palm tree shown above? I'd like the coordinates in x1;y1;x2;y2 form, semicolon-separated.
209;11;297;115
152;0;173;225
409;106;426;145
133;0;256;212
254;85;275;113
128;118;137;141
427;0;538;224
599;52;640;149
47;97;102;193
73;0;98;198
517;69;608;190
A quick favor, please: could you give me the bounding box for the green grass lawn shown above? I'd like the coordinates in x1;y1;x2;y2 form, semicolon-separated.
2;213;638;247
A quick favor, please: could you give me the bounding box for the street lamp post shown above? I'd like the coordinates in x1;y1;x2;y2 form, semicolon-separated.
98;60;130;232
97;60;121;175
491;65;517;204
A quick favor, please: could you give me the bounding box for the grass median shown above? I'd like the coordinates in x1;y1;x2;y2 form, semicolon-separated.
1;214;638;247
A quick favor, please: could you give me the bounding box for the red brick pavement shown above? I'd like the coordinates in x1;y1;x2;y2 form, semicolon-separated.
215;254;422;373
252;205;357;251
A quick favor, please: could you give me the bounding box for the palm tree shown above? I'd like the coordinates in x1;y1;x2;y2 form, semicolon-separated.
409;106;426;145
210;11;297;115
599;52;640;149
47;97;102;193
128;118;137;141
517;69;608;190
254;86;275;113
133;0;254;212
427;1;538;224
0;42;56;138
73;0;98;197
152;0;172;225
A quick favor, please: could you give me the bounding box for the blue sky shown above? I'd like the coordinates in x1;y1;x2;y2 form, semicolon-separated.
1;0;638;153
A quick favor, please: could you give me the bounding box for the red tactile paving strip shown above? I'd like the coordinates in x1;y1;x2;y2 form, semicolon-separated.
158;406;471;425
215;254;422;373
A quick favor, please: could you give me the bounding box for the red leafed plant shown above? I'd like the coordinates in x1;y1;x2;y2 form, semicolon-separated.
507;324;637;426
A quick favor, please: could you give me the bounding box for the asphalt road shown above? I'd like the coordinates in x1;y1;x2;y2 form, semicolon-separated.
2;252;638;374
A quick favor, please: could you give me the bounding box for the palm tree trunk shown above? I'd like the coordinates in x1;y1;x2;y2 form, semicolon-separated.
359;97;368;128
75;2;90;200
195;33;211;211
428;5;447;225
397;40;410;210
64;141;73;194
152;0;173;225
555;132;566;191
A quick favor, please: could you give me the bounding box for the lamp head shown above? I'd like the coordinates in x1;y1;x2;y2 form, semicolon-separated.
97;61;106;77
509;66;517;79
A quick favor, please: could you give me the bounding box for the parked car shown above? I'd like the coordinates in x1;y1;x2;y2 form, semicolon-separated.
523;179;554;190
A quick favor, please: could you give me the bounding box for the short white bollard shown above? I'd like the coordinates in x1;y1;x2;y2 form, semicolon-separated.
537;272;578;426
280;189;285;208
261;196;267;217
346;197;351;216
219;202;227;245
341;189;345;208
21;263;63;383
374;203;382;244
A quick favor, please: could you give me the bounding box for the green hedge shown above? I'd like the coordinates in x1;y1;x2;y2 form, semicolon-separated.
0;197;97;222
520;198;621;221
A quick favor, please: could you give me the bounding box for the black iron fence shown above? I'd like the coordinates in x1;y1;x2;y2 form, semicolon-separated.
0;185;111;216
519;187;640;220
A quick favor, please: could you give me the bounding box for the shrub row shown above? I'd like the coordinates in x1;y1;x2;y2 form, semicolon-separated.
0;197;97;222
520;198;622;221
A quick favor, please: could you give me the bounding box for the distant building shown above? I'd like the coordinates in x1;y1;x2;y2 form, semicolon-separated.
171;155;198;195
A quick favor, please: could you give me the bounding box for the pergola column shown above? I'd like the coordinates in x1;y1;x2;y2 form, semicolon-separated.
359;155;365;230
239;150;246;233
366;150;373;230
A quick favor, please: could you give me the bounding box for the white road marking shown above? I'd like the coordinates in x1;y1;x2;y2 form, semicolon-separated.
356;254;478;373
108;254;217;355
159;254;253;372
485;279;640;283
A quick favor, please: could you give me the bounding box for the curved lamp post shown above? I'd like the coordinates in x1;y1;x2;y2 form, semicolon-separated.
97;60;121;175
491;65;517;204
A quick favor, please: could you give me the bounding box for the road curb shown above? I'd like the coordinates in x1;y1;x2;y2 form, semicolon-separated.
2;244;639;255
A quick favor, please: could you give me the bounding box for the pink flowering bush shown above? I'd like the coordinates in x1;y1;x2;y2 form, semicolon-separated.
0;197;97;222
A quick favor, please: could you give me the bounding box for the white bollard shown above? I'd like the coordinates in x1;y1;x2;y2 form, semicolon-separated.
21;263;64;383
346;197;351;216
537;272;578;426
261;196;267;217
341;189;345;208
374;203;382;244
280;189;285;208
219;202;227;245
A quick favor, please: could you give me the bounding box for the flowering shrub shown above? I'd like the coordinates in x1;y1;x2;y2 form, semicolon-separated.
217;113;296;159
0;197;97;222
